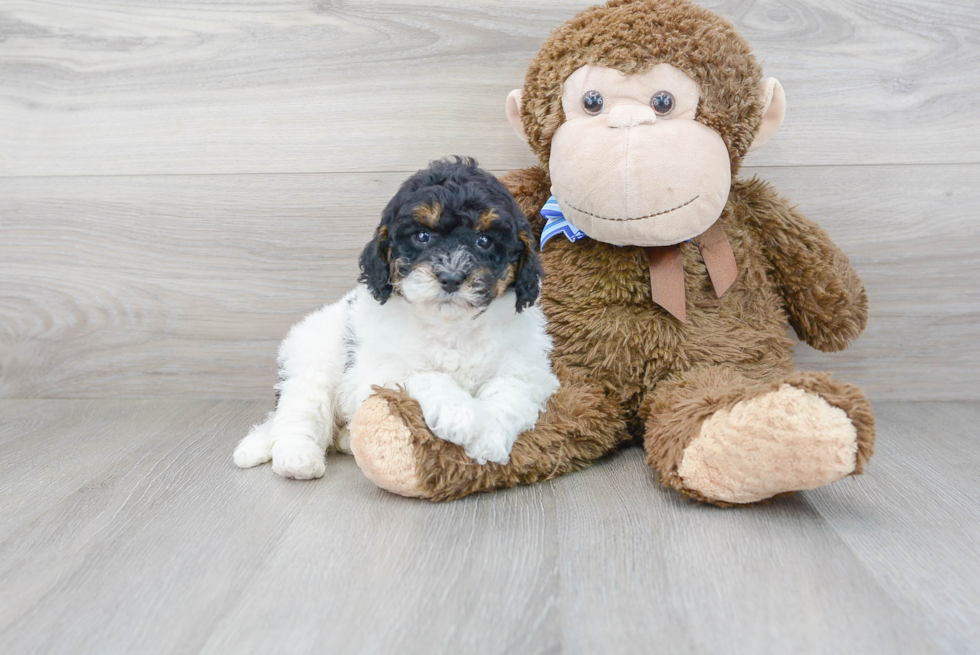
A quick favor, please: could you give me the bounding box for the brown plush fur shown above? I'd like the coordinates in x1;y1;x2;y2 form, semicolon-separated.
349;0;875;505
499;167;551;236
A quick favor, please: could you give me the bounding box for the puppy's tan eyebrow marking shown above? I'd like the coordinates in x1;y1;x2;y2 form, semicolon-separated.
476;209;499;231
413;202;441;228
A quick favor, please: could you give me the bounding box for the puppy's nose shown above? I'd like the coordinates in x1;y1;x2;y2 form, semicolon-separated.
437;271;465;293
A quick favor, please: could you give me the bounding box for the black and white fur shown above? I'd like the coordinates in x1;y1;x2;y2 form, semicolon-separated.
234;158;559;478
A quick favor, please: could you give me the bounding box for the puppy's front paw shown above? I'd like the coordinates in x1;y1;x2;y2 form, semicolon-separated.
427;402;483;449
463;428;513;466
271;436;326;480
412;391;482;448
233;417;275;469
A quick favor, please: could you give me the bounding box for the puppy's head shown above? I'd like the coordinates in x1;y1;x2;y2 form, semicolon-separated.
359;157;542;320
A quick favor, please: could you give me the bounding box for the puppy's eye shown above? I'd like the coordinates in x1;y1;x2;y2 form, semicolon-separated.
413;231;431;246
476;235;492;250
582;90;604;115
650;91;675;116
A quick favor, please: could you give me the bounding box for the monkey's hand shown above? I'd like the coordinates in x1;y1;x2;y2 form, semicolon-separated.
739;178;868;352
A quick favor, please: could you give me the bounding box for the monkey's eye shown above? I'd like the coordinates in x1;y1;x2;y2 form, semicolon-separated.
413;231;431;246
650;91;675;116
582;90;604;115
475;235;492;250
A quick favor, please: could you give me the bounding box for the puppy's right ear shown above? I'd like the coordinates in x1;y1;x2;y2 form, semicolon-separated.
358;224;392;304
513;226;543;313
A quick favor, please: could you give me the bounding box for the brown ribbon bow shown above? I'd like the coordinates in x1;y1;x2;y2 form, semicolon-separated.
644;222;738;323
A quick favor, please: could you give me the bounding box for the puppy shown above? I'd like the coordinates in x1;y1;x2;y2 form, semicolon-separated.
233;158;559;479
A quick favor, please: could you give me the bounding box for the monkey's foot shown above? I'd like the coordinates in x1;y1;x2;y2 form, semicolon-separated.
677;384;860;504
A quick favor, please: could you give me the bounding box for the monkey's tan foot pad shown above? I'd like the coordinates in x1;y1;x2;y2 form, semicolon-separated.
350;394;430;499
678;384;859;504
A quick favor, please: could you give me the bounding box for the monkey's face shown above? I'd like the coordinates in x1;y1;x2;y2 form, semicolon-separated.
548;64;732;247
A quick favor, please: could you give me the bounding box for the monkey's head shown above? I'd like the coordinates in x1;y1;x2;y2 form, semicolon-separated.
506;0;786;247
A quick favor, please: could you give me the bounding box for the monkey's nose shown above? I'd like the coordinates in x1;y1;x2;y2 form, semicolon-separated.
437;271;465;293
606;105;657;129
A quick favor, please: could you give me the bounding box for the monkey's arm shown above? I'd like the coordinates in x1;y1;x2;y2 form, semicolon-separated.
738;178;868;352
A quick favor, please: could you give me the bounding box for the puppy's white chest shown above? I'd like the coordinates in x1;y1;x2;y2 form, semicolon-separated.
433;348;462;372
421;334;492;393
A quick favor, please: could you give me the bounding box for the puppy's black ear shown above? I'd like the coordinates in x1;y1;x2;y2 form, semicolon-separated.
358;223;393;304
514;226;543;313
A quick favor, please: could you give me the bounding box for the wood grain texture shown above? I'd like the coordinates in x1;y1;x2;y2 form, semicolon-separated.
2;164;977;400
0;399;977;653
0;400;316;654
552;440;941;655
0;400;218;543
1;0;978;176
0;173;390;398
0;399;561;655
200;460;560;654
806;403;980;655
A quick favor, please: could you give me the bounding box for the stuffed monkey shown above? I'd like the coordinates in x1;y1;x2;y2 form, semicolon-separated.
349;0;874;505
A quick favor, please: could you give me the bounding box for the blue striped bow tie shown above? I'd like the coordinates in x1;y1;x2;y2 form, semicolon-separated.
539;196;587;250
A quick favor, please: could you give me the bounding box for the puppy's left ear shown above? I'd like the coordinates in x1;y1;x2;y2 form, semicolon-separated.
513;226;543;313
358;224;393;304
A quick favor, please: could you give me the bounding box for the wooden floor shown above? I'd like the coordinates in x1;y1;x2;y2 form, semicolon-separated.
0;400;976;655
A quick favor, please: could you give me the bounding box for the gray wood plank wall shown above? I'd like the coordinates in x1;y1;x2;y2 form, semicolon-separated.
2;0;978;400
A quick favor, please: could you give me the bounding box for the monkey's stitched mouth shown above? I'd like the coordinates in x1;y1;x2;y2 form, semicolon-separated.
564;195;699;222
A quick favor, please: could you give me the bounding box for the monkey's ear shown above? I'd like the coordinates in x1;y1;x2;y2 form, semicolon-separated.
513;229;543;312
358;225;393;304
748;78;786;152
505;89;529;144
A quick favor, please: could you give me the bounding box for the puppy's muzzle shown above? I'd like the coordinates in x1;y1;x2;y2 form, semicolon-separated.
437;270;466;293
431;248;476;296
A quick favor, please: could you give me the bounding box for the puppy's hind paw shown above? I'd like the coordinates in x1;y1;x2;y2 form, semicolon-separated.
234;441;273;469
271;437;326;480
233;418;274;469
